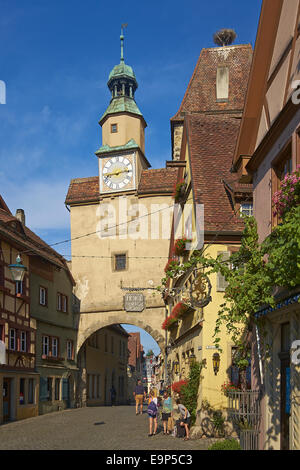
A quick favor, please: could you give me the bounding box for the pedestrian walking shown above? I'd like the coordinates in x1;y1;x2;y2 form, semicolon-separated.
176;398;191;440
110;385;116;406
147;390;158;436
133;379;146;415
161;391;173;435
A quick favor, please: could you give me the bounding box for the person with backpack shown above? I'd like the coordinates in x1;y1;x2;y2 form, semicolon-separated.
175;398;191;440
147;390;158;436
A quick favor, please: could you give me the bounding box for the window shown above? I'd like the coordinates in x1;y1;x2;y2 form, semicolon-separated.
55;378;60;400
28;379;34;404
20;331;27;352
52;337;58;357
42;336;49;356
19;378;25;405
111;123;118;133
281;323;290;353
114;254;126;271
57;293;68;313
39;287;47;306
230;347;251;389
272;141;293;227
9;328;16;350
240;203;253;217
67;340;73;360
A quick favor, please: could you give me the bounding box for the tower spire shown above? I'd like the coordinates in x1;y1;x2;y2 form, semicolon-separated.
120;23;128;63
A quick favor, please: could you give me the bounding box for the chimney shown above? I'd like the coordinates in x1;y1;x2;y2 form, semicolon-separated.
15;209;25;226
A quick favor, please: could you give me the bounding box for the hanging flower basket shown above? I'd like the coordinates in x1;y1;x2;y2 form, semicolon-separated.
174;237;192;256
272;166;300;219
173;179;186;203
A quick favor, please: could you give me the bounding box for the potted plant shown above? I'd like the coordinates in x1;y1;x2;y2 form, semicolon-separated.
171;301;192;318
272;166;300;219
221;381;241;397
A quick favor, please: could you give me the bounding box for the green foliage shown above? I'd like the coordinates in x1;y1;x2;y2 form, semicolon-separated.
160;211;300;356
180;361;204;426
208;439;241;450
212;410;225;436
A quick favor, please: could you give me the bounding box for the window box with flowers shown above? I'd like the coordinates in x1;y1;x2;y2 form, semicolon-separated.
174;237;192;256
173;179;186;203
171;301;194;319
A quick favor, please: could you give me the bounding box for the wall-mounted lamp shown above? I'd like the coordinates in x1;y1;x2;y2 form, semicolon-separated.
212;353;220;375
9;255;27;282
188;353;196;364
174;361;179;374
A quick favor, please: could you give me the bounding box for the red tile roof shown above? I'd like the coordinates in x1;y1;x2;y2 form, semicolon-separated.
0;195;75;284
138;168;178;195
186;114;247;233
65;168;178;204
171;44;252;121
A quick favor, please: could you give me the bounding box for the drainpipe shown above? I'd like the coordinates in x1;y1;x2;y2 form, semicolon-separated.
255;326;264;386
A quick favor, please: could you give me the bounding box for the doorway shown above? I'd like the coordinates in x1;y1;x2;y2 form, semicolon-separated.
3;378;11;422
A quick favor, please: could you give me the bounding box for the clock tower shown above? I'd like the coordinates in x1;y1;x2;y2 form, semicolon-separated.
97;26;149;195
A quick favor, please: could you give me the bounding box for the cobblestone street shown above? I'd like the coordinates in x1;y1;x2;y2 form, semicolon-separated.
0;405;215;450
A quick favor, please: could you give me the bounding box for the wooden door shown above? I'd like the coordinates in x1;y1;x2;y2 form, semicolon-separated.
3;378;11;422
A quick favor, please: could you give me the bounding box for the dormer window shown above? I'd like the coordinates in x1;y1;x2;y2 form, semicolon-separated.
216;66;229;101
111;123;118;133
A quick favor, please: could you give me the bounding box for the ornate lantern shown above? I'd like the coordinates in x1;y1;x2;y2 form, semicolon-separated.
9;255;27;282
212;353;220;375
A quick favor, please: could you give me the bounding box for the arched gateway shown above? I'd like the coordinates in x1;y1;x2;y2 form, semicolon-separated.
77;311;165;353
65;27;178;394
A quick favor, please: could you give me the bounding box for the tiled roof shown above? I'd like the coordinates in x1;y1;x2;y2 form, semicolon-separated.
171;44;252;121
65;168;178;204
65;177;100;205
100;96;143;124
0;196;75;284
138;168;178;195
186;114;247;233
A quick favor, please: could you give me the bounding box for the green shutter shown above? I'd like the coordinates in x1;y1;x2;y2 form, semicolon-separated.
62;378;69;400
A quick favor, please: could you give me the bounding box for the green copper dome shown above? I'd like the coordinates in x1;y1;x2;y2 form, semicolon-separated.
108;61;136;82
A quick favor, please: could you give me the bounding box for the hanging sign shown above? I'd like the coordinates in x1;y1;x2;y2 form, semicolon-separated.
124;293;145;312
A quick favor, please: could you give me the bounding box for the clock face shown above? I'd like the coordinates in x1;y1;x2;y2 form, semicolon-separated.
102;156;134;191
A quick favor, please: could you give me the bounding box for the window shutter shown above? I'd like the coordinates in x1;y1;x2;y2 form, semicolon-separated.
217;251;230;292
39;377;48;401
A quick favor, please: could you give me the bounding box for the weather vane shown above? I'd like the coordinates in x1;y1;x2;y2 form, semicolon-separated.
120;23;128;62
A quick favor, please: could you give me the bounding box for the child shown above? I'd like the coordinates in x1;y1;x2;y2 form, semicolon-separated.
176;398;191;440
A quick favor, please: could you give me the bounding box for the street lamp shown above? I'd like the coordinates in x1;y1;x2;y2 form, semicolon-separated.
9;255;27;282
212;353;220;375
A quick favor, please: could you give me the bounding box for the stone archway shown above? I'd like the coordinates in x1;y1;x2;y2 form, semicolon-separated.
75;308;166;407
76;309;166;353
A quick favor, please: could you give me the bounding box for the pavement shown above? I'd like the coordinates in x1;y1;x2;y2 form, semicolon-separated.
0;404;218;450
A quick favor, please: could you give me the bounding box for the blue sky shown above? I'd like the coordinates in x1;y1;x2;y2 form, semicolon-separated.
0;0;262;353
